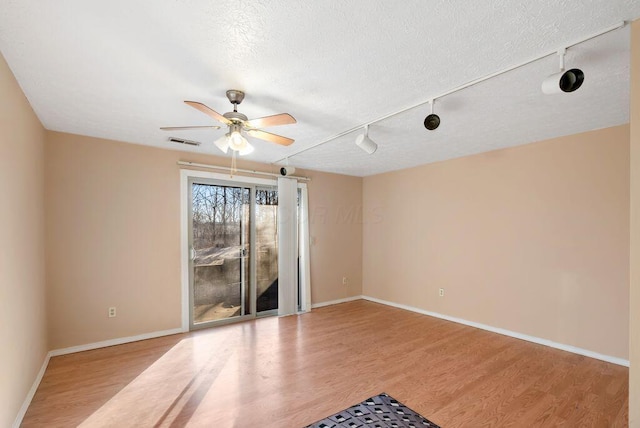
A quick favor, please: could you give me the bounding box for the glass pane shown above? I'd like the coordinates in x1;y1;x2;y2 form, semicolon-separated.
192;183;250;324
256;188;278;312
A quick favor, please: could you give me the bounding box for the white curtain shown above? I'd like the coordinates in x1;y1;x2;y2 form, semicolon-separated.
298;185;311;312
277;177;299;316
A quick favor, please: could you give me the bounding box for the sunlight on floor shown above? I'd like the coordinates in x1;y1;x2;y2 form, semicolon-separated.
76;320;285;427
77;329;233;427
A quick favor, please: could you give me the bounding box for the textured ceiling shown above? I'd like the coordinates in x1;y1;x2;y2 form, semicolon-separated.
1;1;639;177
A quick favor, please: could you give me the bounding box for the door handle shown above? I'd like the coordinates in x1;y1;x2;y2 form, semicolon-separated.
190;247;196;261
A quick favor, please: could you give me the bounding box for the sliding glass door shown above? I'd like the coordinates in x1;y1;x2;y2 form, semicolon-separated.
255;187;279;314
189;181;252;328
188;179;280;329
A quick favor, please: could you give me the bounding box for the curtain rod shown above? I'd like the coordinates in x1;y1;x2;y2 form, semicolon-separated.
177;161;311;181
276;21;626;163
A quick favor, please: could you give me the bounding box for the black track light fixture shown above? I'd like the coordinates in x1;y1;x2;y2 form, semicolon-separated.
424;99;440;131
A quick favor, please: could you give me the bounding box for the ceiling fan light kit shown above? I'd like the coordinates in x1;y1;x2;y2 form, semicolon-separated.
230;132;254;156
213;133;230;153
214;122;255;155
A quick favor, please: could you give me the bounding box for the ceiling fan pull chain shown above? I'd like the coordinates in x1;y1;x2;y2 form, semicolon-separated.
230;151;237;177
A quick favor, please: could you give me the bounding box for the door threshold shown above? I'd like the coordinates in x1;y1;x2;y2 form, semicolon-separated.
256;309;278;318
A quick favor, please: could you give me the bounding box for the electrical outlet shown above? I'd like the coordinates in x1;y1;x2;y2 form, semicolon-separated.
342;276;348;285
438;288;444;297
108;307;116;318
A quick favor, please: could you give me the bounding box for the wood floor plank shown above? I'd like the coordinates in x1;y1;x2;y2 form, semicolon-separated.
21;300;628;427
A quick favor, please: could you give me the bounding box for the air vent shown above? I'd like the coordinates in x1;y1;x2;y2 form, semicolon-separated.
169;137;201;147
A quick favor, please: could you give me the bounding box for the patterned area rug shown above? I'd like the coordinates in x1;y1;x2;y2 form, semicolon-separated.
305;393;440;428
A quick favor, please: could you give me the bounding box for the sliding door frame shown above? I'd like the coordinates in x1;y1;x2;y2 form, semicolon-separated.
180;169;276;331
187;178;255;330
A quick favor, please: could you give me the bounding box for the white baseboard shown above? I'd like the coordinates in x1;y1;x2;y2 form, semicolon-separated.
312;295;363;309
361;295;629;367
15;296;627;426
14;327;185;426
49;327;185;357
13;352;51;428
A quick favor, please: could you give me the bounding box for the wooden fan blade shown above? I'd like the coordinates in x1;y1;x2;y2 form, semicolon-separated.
246;129;294;146
184;101;231;125
160;125;221;131
245;113;296;129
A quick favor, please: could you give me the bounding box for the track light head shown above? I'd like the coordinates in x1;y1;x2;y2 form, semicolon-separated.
355;126;378;154
542;68;585;94
542;49;584;94
280;166;296;176
424;99;441;131
559;68;584;92
355;134;377;154
424;114;440;131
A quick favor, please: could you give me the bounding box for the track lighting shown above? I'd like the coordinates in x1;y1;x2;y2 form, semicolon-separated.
355;125;378;154
424;99;440;131
274;22;623;164
542;48;584;94
280;166;296;176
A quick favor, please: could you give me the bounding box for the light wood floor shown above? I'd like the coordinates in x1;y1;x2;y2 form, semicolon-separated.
22;300;628;427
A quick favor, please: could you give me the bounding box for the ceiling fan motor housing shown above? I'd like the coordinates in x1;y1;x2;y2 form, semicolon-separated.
223;111;248;122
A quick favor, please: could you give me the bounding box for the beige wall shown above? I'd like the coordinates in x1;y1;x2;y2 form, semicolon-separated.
307;170;363;303
629;18;640;428
46;133;182;349
363;125;630;359
0;52;47;426
45;132;363;349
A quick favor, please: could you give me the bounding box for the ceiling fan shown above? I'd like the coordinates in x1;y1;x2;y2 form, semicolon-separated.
161;89;296;156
